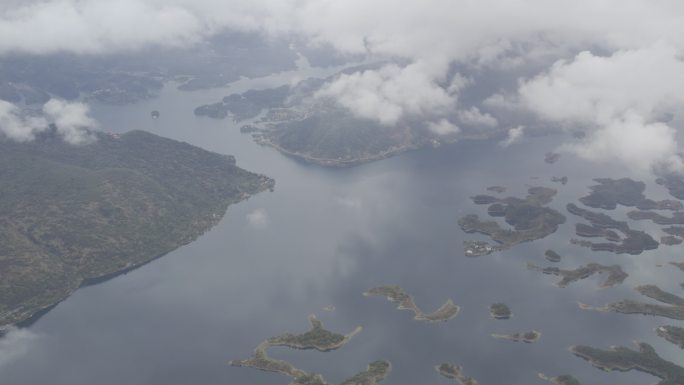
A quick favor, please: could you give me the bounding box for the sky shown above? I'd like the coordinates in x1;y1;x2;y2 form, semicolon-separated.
1;0;684;172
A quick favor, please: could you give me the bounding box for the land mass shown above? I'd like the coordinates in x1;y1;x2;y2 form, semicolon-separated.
489;303;512;319
527;263;628;288
363;286;460;322
0;130;274;328
491;331;541;343
579;178;683;211
230;318;387;385
537;373;582;385
656;325;684;349
435;363;479;385
585;285;684;321
571;342;684;385
460;187;565;256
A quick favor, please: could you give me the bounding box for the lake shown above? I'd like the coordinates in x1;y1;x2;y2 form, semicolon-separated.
1;69;682;385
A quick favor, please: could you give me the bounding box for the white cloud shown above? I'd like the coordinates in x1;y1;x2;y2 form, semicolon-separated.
427;119;460;136
246;208;269;228
0;100;97;144
43;100;98;144
3;1;684;170
518;43;684;172
315;63;455;125
457;107;498;127
499;125;524;147
0;327;40;368
0;101;48;141
335;197;362;209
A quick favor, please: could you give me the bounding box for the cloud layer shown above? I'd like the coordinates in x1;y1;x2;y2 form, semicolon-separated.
3;1;684;170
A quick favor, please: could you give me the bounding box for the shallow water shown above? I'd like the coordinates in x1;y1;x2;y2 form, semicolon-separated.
1;71;683;385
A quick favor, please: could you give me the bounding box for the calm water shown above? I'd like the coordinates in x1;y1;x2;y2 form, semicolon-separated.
1;71;683;385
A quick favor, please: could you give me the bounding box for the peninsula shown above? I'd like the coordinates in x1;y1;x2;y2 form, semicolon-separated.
0;130;274;328
527;263;628;288
571;342;684;385
435;363;479;385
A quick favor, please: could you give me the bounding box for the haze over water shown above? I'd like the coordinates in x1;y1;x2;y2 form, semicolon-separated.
1;72;682;385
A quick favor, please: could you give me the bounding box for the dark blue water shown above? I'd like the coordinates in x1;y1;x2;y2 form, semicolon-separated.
1;76;682;385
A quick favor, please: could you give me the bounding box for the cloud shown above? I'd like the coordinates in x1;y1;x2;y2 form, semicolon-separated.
0;101;48;141
0;99;97;144
518;43;684;172
457;107;498;127
246;208;269;228
499;125;524;147
0;327;40;368
42;100;98;144
427;119;460;135
335;197;362;209
315;63;457;125
3;1;684;170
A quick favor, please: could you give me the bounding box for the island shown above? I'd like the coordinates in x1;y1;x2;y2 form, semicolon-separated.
545;152;561;164
661;235;683;245
586;285;684;320
230;316;387;385
656;325;684;349
578;178;683;211
627;210;684;225
567;204;659;255
363;286;460;322
491;331;541;343
537;373;582;385
459;187;566;256
656;174;684;200
266;314;362;352
527;263;628;288
544;249;562;263
571;342;684;385
489;303;512;319
551;176;568;185
0;130;274;328
150;110;160;119
487;186;507;193
435;363;479;385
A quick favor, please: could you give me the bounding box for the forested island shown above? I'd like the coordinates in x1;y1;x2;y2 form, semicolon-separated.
364;285;460;322
0;130;274;328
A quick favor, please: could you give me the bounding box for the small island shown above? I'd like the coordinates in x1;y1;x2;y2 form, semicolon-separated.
571;342;684;385
487;186;506;193
435;363;479;385
230;316;387;385
489;303;512;319
364;286;460;322
266;314;362;352
545;152;561;164
567;204;659;255
527;263;628;288
586;285;684;320
544;249;562;263
579;178;683;211
551;176;568;185
661;235;683;245
491;330;541;343
656;325;684;349
538;373;582;385
459;187;566;256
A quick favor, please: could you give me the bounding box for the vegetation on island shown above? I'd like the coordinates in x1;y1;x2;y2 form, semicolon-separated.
584;284;684;321
656;325;684;349
527;263;628;288
544;249;562;263
579;178;683;211
267;314;362;352
363;286;460;322
571;342;684;385
459;187;565;256
489;303;512;319
435;363;479;385
0;130;274;328
230;317;388;385
537;373;582;385
491;330;541;343
567;204;659;255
